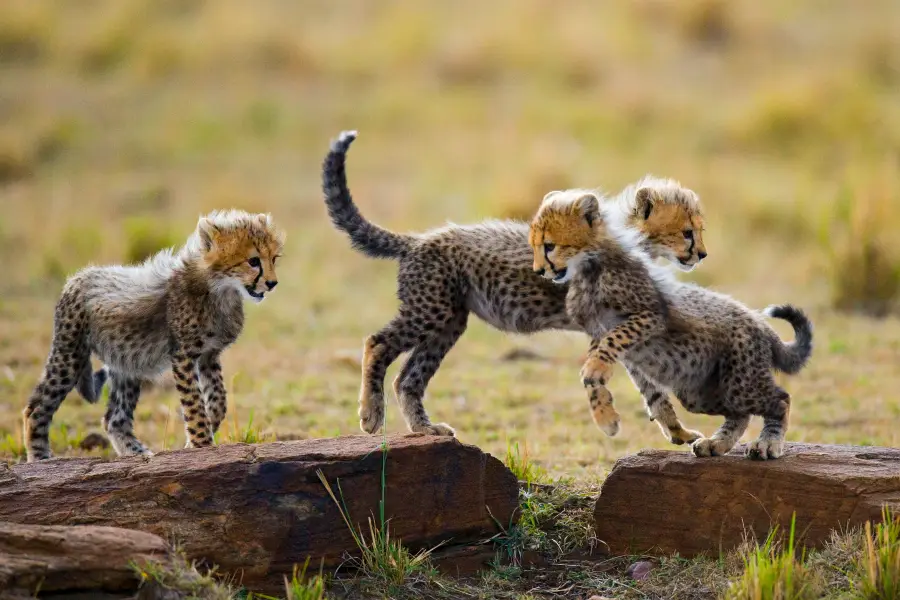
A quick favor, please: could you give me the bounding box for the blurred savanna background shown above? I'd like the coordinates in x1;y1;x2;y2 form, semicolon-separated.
1;0;899;477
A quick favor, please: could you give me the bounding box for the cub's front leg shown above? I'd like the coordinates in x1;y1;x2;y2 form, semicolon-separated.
582;339;620;436
171;347;212;448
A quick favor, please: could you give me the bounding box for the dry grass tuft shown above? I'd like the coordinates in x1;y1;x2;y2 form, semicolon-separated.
829;177;900;317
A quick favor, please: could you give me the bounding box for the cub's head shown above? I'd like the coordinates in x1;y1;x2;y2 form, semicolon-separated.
195;210;286;303
627;177;707;271
528;189;604;284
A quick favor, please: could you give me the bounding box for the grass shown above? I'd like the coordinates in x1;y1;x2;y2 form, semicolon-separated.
505;440;548;487
216;409;275;445
316;439;438;589
132;549;237;600
852;507;900;599
0;430;26;464
725;516;822;600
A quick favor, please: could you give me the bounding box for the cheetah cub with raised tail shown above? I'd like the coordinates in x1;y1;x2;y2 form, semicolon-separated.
323;130;708;441
529;190;813;460
23;210;285;461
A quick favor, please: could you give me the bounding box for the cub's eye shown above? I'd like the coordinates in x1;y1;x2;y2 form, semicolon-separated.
682;230;693;240
272;255;281;265
248;257;261;268
544;243;556;252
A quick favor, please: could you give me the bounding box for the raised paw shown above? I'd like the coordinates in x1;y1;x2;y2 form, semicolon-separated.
411;422;456;437
668;427;704;446
747;437;784;460
691;436;732;457
359;394;385;434
588;385;621;437
581;357;614;388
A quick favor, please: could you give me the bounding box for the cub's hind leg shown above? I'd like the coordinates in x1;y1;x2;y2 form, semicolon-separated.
746;383;791;461
626;366;702;445
24;293;91;461
103;371;152;457
360;265;460;435
392;309;468;437
359;312;425;434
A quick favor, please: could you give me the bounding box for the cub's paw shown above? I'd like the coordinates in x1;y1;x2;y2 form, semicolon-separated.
183;438;211;449
691;436;732;457
412;422;456;437
581;357;614;388
668;427;704;446
359;395;386;434
589;386;620;437
747;437;784;460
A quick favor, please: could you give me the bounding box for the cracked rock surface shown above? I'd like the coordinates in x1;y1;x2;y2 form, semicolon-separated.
0;434;517;592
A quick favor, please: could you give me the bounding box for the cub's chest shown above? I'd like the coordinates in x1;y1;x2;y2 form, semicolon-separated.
566;278;624;334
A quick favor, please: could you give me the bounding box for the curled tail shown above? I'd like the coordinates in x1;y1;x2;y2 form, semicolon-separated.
763;304;813;374
322;131;414;259
76;365;107;403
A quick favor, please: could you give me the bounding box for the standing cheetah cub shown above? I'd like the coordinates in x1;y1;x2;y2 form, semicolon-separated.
23;210;285;461
323;130;708;440
529;190;813;460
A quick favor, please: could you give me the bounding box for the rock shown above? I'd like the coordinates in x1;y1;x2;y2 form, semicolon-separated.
79;431;110;451
499;348;543;362
0;434;517;592
594;443;900;557
0;521;168;596
626;560;653;580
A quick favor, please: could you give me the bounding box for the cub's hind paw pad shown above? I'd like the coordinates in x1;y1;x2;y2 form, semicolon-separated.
747;438;784;460
413;422;456;437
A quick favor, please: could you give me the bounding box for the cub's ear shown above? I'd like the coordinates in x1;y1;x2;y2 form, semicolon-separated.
541;190;562;204
575;192;600;227
635;187;659;220
196;217;221;252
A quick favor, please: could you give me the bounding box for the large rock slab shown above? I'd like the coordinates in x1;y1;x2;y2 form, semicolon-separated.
0;522;168;597
594;443;900;557
0;434;517;591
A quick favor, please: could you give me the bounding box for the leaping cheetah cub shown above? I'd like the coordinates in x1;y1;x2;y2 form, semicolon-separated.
323;130;708;441
23;210;285;461
529;189;813;460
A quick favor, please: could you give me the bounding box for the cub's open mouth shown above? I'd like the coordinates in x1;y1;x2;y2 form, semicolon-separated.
245;286;265;299
552;267;568;282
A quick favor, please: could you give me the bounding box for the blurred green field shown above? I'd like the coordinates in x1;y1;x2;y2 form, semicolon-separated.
1;0;899;479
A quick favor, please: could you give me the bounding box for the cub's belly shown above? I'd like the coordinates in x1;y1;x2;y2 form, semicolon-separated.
467;290;574;333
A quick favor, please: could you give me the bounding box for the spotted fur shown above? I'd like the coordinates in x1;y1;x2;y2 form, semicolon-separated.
23;210;285;461
323;130;708;438
530;190;813;460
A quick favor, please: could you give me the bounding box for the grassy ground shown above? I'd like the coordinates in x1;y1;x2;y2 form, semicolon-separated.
0;1;899;596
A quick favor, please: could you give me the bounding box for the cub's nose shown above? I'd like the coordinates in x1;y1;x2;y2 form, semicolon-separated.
697;251;707;261
533;267;545;276
265;280;278;290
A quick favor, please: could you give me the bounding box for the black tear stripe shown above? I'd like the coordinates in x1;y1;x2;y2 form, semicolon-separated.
250;245;264;289
544;247;558;273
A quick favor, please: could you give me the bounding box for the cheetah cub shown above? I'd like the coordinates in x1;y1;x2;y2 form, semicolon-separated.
529;190;813;460
23;210;285;461
323;130;708;440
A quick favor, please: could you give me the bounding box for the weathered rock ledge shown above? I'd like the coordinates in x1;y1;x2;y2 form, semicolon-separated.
594;442;900;557
0;434;518;591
